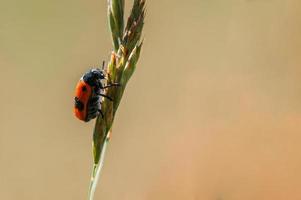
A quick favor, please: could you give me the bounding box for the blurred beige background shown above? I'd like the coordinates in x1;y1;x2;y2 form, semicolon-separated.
1;0;301;199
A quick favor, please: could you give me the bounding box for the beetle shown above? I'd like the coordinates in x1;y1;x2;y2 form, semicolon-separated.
74;64;119;122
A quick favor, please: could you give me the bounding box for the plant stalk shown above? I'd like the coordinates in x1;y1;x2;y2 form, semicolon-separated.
86;0;145;199
88;133;110;200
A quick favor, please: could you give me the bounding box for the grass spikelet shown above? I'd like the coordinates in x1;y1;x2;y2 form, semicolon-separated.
87;0;146;199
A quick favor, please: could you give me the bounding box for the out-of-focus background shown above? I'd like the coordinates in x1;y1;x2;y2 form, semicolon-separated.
1;0;301;199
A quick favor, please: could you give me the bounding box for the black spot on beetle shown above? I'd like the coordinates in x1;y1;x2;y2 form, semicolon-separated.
82;85;87;92
74;97;84;111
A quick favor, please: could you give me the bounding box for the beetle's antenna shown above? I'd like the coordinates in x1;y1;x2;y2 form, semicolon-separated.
102;61;105;70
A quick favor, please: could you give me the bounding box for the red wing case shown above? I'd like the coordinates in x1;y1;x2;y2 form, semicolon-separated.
74;80;92;121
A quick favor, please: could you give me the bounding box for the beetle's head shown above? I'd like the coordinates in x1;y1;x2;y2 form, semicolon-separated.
91;68;105;80
83;68;106;86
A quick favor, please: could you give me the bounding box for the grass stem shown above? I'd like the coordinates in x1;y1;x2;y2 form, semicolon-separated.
86;0;145;199
88;134;110;200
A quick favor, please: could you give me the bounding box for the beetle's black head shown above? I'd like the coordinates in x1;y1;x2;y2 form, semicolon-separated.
83;68;106;86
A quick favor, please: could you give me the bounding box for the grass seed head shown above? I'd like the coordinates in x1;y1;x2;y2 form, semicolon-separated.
93;0;146;164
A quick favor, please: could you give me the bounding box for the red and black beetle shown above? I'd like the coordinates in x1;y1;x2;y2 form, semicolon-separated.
74;66;119;122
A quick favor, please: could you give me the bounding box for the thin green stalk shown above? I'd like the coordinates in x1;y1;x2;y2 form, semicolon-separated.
88;134;110;200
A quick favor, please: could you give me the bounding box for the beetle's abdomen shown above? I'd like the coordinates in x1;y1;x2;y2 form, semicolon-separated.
74;80;93;121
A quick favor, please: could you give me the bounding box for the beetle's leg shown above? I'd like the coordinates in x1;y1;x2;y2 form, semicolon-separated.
102;83;121;89
99;94;113;101
98;109;104;118
96;93;113;101
100;73;121;89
